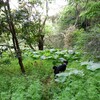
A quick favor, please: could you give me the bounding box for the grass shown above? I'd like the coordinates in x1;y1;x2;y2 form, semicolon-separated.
0;50;100;100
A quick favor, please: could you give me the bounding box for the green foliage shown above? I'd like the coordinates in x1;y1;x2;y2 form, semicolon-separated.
22;49;82;65
72;28;86;49
0;0;100;98
52;69;100;100
0;52;11;65
80;1;100;19
71;29;85;48
58;0;100;31
71;25;100;60
58;6;76;30
0;75;42;100
44;24;53;35
0;49;100;100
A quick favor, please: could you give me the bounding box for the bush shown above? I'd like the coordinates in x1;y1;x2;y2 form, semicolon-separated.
72;25;100;61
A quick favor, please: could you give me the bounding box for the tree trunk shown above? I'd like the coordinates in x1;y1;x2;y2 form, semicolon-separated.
5;0;25;73
38;35;44;50
37;0;48;50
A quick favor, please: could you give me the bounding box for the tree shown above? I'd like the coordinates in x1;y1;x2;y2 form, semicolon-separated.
57;0;100;60
0;0;25;73
13;0;49;50
58;0;100;30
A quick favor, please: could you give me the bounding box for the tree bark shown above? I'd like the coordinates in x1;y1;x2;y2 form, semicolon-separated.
5;0;25;73
38;35;44;50
37;0;48;50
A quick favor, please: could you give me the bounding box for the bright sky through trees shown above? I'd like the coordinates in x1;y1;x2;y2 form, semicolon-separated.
9;0;18;9
9;0;67;16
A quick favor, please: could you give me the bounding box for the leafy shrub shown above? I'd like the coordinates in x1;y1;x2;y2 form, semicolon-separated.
58;6;76;30
84;26;100;60
0;75;42;100
72;25;100;61
52;69;100;100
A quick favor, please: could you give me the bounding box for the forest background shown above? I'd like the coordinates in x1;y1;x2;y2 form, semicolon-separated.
0;0;100;100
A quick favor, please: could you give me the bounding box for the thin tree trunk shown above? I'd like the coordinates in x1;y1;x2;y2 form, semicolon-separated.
38;0;48;50
5;0;25;73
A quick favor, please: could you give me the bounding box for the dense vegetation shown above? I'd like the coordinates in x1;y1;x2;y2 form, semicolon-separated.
0;49;100;100
0;0;100;100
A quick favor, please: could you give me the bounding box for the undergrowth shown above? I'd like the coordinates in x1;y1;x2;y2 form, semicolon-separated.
0;50;100;100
